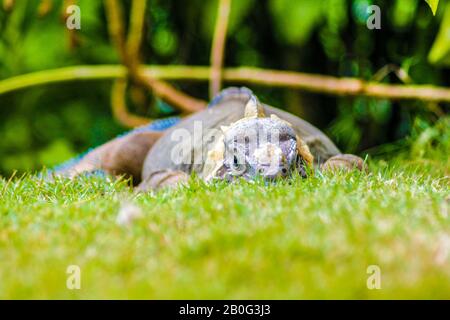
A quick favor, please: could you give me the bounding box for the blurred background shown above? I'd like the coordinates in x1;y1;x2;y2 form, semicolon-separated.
0;0;449;177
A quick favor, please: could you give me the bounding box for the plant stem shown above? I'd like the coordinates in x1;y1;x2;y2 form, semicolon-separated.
1;65;450;103
210;0;231;98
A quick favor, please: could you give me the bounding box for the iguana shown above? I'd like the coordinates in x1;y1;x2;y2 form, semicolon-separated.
56;87;366;191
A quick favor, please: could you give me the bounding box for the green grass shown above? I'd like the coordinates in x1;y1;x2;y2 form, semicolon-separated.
0;158;448;299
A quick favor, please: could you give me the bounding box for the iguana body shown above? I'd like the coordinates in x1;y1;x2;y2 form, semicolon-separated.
59;87;365;190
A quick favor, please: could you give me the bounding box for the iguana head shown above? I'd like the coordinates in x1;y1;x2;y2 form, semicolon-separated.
204;95;314;182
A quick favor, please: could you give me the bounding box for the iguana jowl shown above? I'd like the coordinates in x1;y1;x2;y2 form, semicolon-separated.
58;87;366;190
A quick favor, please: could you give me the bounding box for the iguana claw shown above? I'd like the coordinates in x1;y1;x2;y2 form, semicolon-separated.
136;170;189;192
320;154;368;173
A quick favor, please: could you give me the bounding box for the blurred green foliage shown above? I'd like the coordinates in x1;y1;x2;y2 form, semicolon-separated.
425;0;440;15
0;0;448;176
429;1;450;64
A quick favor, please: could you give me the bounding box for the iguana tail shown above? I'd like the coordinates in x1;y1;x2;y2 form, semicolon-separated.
50;117;180;182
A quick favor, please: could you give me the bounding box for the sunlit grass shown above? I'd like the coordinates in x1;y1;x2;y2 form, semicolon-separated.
0;157;448;299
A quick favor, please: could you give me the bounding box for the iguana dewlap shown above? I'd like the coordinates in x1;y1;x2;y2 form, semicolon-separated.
58;87;365;191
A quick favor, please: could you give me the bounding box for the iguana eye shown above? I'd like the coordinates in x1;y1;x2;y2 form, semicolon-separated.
230;155;246;175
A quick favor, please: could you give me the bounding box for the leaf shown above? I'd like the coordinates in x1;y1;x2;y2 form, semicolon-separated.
392;0;419;28
269;0;325;46
325;0;347;31
202;0;255;39
428;2;450;65
152;28;178;57
38;139;76;168
22;22;68;71
425;0;440;15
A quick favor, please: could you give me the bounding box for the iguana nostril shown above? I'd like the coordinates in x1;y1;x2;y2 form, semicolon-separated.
258;168;265;174
281;168;288;174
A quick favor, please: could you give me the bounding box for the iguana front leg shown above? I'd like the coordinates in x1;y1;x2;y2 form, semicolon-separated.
136;170;189;192
58;131;163;184
320;154;367;173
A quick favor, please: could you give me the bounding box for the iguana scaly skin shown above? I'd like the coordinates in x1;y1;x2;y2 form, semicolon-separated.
56;87;366;190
